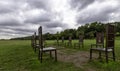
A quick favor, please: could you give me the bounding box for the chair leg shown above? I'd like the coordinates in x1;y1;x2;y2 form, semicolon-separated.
99;51;101;59
113;51;115;61
50;51;52;58
82;43;84;48
105;52;108;63
35;47;36;52
38;50;40;60
40;52;43;63
33;46;34;50
55;50;57;61
90;49;92;60
79;44;80;48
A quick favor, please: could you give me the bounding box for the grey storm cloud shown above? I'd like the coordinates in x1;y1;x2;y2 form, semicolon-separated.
0;3;14;14
0;6;14;14
26;0;51;10
0;25;36;36
35;21;69;34
12;28;35;33
25;12;52;24
77;7;119;24
74;0;120;24
70;0;95;10
44;21;68;28
0;0;26;14
0;17;22;26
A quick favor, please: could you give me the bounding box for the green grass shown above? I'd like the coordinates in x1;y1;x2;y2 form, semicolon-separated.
0;40;83;71
0;39;120;71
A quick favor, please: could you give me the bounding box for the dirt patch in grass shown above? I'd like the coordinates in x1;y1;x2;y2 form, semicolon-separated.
56;49;98;71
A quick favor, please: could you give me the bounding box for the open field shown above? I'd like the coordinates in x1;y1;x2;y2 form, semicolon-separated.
0;39;120;71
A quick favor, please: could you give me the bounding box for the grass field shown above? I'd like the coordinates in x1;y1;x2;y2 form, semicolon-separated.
0;39;120;71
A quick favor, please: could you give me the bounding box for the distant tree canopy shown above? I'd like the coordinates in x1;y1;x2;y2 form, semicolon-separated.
10;36;32;40
10;22;120;40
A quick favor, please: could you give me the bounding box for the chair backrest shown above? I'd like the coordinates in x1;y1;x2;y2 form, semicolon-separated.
69;36;72;43
34;32;37;45
62;36;64;43
96;32;104;45
79;35;84;43
31;35;34;46
56;37;59;43
106;24;115;49
38;26;43;50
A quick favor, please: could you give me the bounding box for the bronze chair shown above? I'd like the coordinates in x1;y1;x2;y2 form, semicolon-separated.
65;36;72;47
90;24;115;63
61;36;64;43
54;37;59;46
38;26;57;63
74;35;84;48
31;32;39;52
31;35;34;49
61;36;65;46
57;36;65;47
33;32;39;52
57;37;59;46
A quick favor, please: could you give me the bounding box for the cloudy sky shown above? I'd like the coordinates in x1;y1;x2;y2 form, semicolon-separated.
0;0;120;39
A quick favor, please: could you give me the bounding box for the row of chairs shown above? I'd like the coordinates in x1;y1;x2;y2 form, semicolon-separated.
31;26;57;63
54;35;84;48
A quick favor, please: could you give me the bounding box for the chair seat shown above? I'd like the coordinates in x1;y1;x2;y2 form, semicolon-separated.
35;44;39;46
40;47;56;51
91;48;113;52
34;44;39;48
36;44;45;47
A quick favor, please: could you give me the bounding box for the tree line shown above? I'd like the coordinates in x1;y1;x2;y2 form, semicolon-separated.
10;22;120;40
